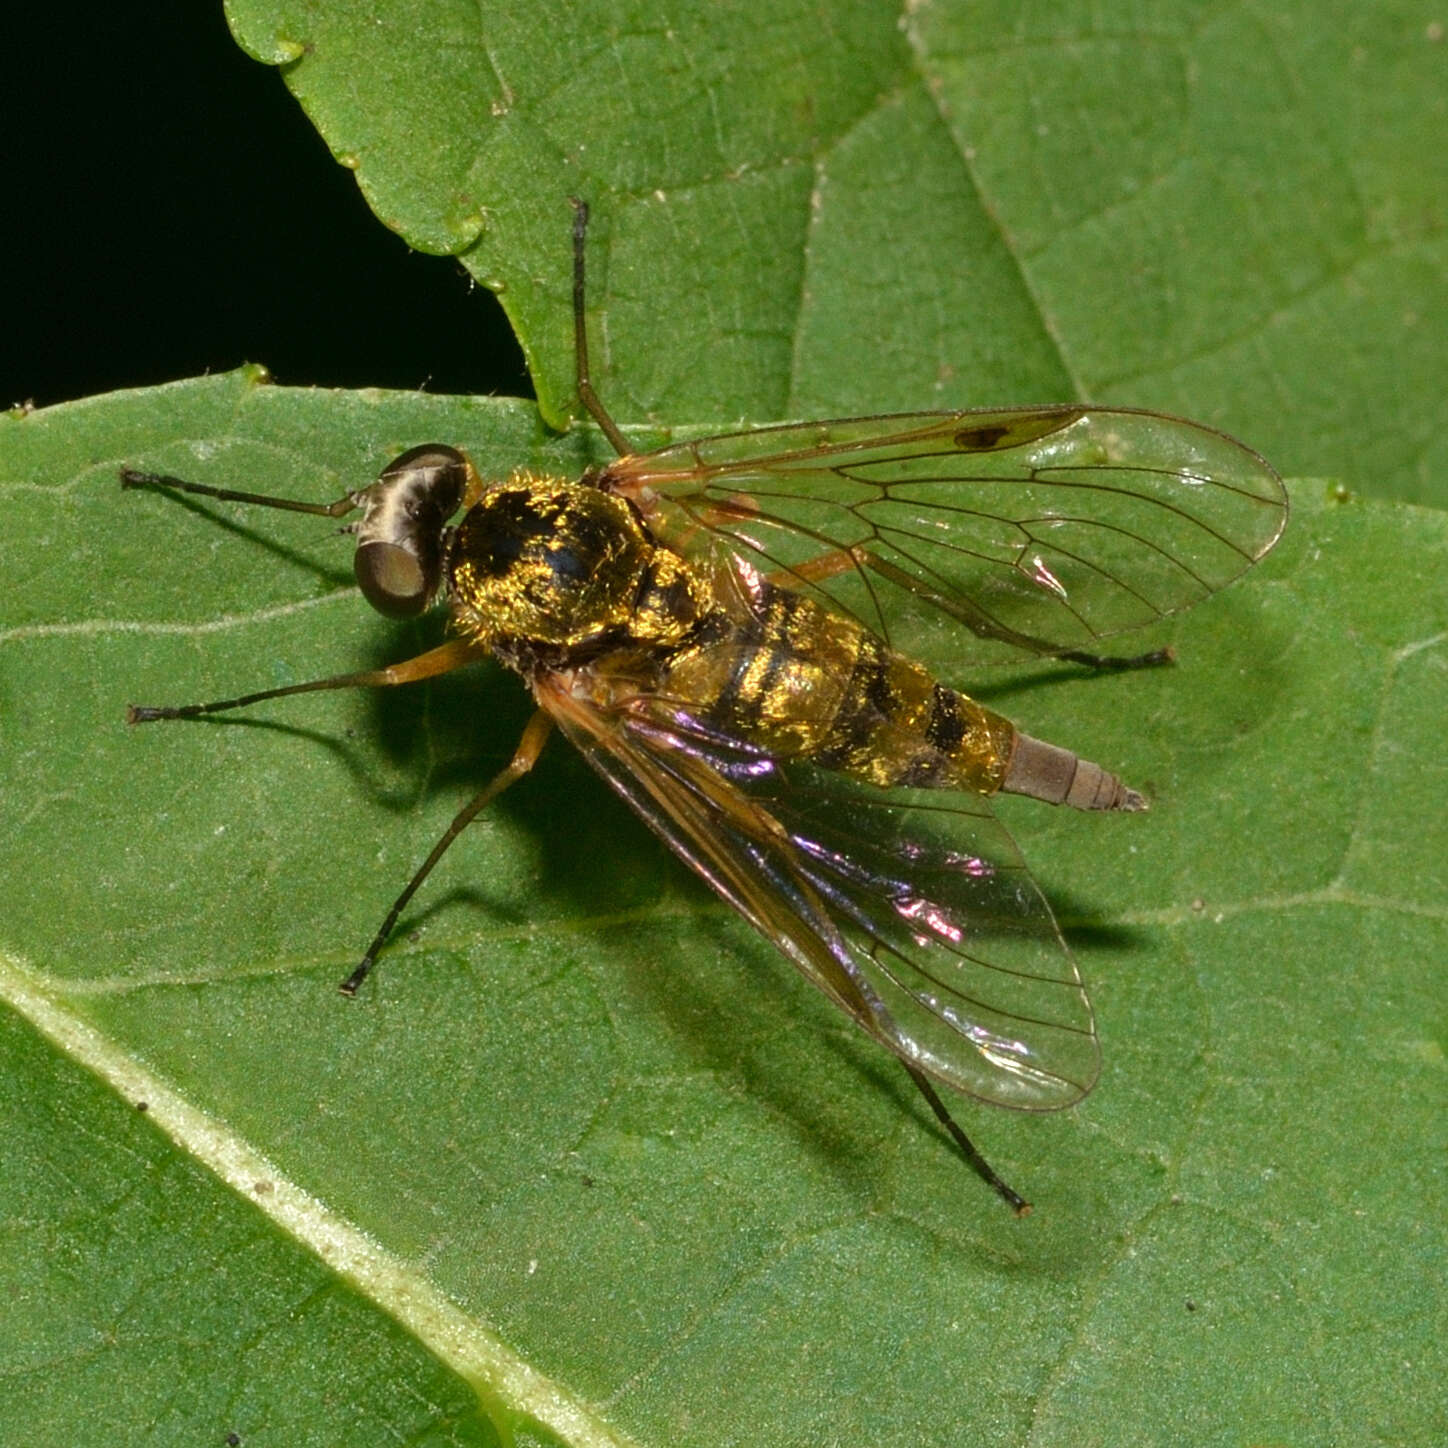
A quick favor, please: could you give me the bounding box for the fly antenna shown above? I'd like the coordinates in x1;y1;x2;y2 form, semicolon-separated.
120;467;360;519
569;198;634;458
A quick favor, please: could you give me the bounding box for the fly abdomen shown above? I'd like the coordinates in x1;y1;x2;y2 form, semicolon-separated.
812;645;1017;795
665;580;1144;812
815;629;1147;812
665;582;1018;795
999;733;1146;812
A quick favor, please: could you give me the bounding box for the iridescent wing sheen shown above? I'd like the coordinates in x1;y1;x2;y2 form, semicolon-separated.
538;676;1100;1111
602;407;1287;659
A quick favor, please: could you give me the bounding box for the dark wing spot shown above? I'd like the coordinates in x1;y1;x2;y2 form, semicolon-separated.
953;425;1011;450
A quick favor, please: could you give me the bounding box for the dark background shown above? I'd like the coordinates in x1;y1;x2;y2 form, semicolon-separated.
8;6;531;411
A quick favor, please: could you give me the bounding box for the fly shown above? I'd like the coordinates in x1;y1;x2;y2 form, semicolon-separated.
121;201;1287;1212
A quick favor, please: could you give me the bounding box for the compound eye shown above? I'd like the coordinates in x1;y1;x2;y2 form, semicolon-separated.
355;540;431;618
355;443;473;618
379;444;469;517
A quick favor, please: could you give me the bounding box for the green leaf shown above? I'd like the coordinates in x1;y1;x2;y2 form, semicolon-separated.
7;0;1446;1442
224;0;1448;505
3;373;1445;1446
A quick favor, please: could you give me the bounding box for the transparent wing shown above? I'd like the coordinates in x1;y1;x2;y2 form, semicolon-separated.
538;675;1099;1111
603;406;1287;658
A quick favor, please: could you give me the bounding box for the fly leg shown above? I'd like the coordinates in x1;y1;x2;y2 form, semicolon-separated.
339;708;553;994
1042;644;1173;670
127;637;490;722
762;546;1167;672
764;546;867;588
762;546;1170;668
125;636;543;990
855;550;1173;670
570;198;634;457
120;466;362;519
902;1063;1030;1216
